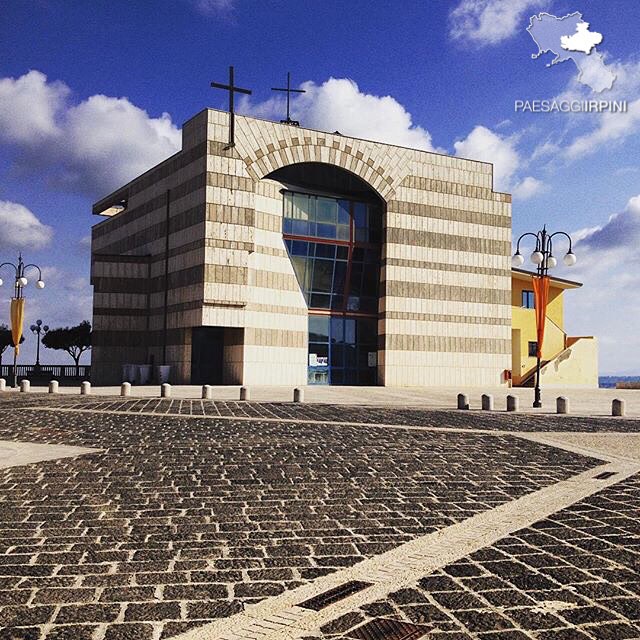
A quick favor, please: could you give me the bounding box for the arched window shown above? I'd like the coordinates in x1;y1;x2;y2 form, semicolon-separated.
268;163;383;386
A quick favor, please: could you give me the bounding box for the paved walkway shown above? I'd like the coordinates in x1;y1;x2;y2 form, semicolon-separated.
0;395;638;639
3;384;640;417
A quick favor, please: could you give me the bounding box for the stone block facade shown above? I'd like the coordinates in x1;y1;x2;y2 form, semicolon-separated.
91;109;511;386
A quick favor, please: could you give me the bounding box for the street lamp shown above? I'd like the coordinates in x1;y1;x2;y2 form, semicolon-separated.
512;226;576;408
30;319;49;368
0;254;45;387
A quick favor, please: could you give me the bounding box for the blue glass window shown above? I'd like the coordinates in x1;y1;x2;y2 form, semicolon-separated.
283;190;381;385
522;290;535;309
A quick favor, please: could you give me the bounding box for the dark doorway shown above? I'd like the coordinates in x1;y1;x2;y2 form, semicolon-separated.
191;327;224;384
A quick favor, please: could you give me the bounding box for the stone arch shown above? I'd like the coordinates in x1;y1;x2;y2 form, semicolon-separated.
234;120;412;203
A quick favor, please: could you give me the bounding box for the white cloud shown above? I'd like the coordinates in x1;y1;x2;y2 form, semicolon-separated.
0;200;53;251
561;194;640;374
564;98;640;160
534;58;640;162
0;70;68;144
0;71;181;198
575;194;640;252
453;125;518;191
240;77;441;152
511;176;545;199
449;0;546;46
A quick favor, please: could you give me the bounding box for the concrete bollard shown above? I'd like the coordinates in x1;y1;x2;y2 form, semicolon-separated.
506;395;519;412
293;387;304;403
0;378;5;392
557;396;570;414
612;398;625;417
202;385;213;400
160;383;171;398
457;393;469;410
481;394;494;411
80;381;91;395
49;380;59;394
20;379;30;393
120;382;131;397
240;386;250;401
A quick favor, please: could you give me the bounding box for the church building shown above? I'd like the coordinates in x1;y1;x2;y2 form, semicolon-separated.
91;108;512;386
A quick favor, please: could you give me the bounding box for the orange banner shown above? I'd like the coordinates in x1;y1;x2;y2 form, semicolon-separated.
532;275;550;359
10;298;25;357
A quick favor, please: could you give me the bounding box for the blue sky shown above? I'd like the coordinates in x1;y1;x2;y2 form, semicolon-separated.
1;0;639;373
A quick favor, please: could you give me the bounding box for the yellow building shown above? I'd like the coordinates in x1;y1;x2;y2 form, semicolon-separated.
511;268;598;388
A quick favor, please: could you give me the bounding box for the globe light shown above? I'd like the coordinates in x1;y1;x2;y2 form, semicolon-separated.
530;251;544;265
511;252;525;267
563;251;577;267
36;279;45;289
44;325;49;332
17;276;28;286
30;324;36;332
547;254;558;268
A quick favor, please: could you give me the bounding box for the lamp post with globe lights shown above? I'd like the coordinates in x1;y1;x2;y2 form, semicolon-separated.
512;226;576;408
0;254;46;387
30;319;49;369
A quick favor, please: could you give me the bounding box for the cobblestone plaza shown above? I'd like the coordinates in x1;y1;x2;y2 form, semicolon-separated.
0;394;638;639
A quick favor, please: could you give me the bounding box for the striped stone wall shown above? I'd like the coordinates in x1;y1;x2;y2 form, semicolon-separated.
91;108;511;387
91;116;209;384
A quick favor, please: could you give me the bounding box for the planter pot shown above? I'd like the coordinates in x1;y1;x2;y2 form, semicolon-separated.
156;365;171;384
137;364;152;385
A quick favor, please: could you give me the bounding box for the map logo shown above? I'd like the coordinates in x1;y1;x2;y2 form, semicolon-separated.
514;11;626;114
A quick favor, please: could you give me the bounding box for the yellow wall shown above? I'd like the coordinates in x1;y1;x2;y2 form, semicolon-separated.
539;337;599;388
511;276;566;385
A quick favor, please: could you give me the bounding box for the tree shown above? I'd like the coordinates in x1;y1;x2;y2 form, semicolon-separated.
42;321;92;376
0;324;25;367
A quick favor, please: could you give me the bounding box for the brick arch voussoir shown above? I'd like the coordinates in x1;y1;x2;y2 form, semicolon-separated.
245;142;399;202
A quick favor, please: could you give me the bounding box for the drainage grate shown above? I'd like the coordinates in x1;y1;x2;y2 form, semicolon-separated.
346;618;428;640
594;471;617;480
298;580;373;611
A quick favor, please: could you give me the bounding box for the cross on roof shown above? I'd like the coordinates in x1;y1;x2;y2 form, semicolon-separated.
271;72;306;126
210;65;252;147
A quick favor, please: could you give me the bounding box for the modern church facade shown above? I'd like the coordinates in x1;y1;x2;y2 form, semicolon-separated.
91;109;512;386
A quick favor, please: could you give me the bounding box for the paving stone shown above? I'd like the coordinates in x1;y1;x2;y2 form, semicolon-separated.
0;606;55;627
32;587;96;604
452;609;515;632
505;608;566;630
0;590;31;606
45;625;98;639
124;601;181;621
585;623;640;639
559;605;622;625
99;587;157;603
160;621;207;638
103;623;155;640
55;603;121;623
0;628;41;640
185;600;243;619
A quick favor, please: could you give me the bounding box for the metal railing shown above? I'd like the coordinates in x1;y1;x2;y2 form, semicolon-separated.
0;364;91;383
